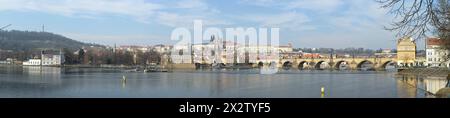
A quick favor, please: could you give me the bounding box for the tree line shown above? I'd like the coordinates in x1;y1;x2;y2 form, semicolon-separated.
63;47;162;66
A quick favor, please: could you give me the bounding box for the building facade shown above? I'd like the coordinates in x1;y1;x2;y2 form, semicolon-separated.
152;44;172;54
22;50;65;66
426;38;450;67
41;54;64;66
23;59;41;66
190;37;291;64
396;37;416;67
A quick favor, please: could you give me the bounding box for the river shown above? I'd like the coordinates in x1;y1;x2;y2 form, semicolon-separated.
0;65;447;98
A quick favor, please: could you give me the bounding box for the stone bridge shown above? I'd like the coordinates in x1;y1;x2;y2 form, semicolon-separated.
254;57;397;70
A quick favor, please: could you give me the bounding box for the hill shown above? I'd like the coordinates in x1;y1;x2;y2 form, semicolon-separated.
0;30;102;51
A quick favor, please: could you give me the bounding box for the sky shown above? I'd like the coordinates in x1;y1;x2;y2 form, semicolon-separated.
0;0;426;49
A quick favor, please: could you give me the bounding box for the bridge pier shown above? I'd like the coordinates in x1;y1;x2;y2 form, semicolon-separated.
349;63;358;70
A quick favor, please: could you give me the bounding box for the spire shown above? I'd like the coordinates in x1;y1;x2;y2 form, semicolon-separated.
113;43;117;53
210;35;215;42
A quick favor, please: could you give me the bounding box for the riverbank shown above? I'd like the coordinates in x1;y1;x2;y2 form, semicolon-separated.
397;68;450;77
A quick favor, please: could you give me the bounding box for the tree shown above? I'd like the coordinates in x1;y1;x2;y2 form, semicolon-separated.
63;48;76;64
378;0;449;38
114;50;134;65
376;48;383;53
436;0;450;44
77;48;85;63
378;0;450;61
144;50;161;65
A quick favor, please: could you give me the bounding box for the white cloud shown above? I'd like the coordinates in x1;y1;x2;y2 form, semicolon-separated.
155;0;230;28
239;0;344;13
62;32;174;46
244;11;314;31
0;0;163;23
285;0;344;13
238;0;397;48
0;0;231;28
327;1;390;31
155;11;231;28
237;0;279;7
238;0;390;31
175;0;208;10
297;1;397;48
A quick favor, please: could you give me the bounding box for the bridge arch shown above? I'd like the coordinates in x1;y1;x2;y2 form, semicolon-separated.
257;61;264;68
315;61;330;70
381;60;396;70
357;60;374;70
282;61;293;70
297;61;309;70
334;60;349;70
194;63;202;69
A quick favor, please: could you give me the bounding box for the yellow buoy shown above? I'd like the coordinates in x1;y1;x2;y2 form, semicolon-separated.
320;86;325;98
321;86;325;93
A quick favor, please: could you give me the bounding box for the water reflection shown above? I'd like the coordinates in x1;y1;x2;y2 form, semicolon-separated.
395;74;449;98
1;66;62;84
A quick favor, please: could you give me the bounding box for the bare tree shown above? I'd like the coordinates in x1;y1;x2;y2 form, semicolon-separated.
378;0;448;37
378;0;450;61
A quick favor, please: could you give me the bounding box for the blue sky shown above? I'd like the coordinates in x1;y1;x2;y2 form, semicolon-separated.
0;0;424;49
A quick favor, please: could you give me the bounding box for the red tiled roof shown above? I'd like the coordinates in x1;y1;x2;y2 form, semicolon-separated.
427;38;445;45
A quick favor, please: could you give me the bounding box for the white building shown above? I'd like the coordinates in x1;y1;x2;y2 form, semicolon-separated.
191;36;291;64
118;45;151;52
41;54;64;66
23;59;42;66
426;38;450;67
192;42;222;64
22;50;65;66
171;43;192;64
152;44;172;54
0;58;17;65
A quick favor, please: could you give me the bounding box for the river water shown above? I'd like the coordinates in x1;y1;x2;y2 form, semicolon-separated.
0;65;447;98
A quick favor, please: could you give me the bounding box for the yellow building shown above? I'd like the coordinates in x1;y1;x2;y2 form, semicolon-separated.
397;37;416;67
